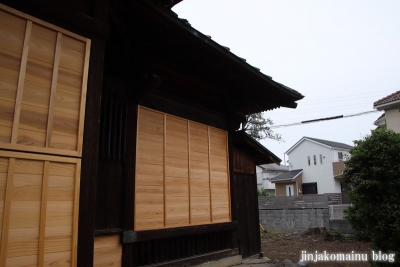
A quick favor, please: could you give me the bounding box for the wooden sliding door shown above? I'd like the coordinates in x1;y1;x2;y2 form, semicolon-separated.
135;106;231;231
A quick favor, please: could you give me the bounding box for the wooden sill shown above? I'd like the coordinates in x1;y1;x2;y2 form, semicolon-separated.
123;221;238;243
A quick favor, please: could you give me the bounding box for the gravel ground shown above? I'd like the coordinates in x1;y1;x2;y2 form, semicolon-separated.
260;231;370;267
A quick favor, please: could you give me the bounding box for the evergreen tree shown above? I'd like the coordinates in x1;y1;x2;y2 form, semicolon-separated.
342;129;400;266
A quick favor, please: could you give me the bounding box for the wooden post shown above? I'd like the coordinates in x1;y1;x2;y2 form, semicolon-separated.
77;33;106;267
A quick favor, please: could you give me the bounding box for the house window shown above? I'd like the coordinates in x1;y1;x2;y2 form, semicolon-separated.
313;155;317;165
308;156;310;165
338;152;343;161
320;154;323;164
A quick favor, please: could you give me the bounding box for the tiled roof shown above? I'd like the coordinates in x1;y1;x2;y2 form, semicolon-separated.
374;90;400;107
305;137;353;150
270;169;303;182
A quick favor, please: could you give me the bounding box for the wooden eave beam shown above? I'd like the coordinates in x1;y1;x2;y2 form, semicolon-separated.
134;0;303;101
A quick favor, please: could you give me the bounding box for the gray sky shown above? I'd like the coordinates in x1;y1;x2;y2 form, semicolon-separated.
173;0;400;163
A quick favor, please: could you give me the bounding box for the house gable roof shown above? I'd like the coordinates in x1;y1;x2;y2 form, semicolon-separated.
286;137;353;154
374;90;400;109
270;169;303;182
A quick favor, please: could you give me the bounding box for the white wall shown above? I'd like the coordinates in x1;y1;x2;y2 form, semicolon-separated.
385;108;400;133
331;150;350;162
262;171;276;190
256;166;278;190
256;166;263;185
256;165;263;190
287;140;341;194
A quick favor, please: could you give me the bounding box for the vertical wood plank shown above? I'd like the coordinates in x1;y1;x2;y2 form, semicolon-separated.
0;158;15;266
46;33;62;147
76;40;91;156
72;160;81;267
207;127;213;222
38;161;49;266
163;114;166;227
187;121;191;225
11;20;32;144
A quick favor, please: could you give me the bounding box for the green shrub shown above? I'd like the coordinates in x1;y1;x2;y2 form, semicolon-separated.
342;129;400;266
257;188;269;196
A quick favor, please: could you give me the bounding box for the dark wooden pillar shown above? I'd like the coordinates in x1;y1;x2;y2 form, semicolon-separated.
77;34;106;267
78;1;109;266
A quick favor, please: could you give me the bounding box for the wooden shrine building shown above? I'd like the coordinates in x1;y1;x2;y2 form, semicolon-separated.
0;0;304;266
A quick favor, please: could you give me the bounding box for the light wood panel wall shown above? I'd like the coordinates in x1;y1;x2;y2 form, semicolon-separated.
0;4;90;266
135;106;231;231
0;4;90;157
0;150;80;267
93;235;122;267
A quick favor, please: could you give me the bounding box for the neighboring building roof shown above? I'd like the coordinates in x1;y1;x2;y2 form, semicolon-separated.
286;136;353;154
373;90;400;109
270;169;303;182
374;113;386;127
259;163;289;172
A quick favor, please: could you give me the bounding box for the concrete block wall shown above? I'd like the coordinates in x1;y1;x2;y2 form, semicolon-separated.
259;209;330;233
329;220;355;234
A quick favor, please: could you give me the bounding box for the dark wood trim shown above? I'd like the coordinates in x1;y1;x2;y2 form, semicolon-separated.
142;248;239;267
77;34;106;267
232;170;258;176
122;222;238;244
0;0;109;38
94;228;123;236
121;104;138;267
122;104;137;230
231;131;281;165
141;93;227;130
228;133;240;251
228;132;237;223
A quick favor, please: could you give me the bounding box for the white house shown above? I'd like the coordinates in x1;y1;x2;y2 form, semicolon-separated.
256;163;289;194
271;137;352;196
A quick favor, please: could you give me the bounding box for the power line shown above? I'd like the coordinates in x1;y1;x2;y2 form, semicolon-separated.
295;88;400;104
270;110;380;128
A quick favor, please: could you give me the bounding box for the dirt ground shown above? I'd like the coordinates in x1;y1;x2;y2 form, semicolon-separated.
260;231;370;267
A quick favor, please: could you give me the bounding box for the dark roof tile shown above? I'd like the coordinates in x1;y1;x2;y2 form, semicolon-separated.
374;90;400;107
305;137;353;150
270;169;303;181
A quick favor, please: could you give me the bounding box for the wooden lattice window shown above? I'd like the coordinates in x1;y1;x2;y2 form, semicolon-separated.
135;106;231;230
